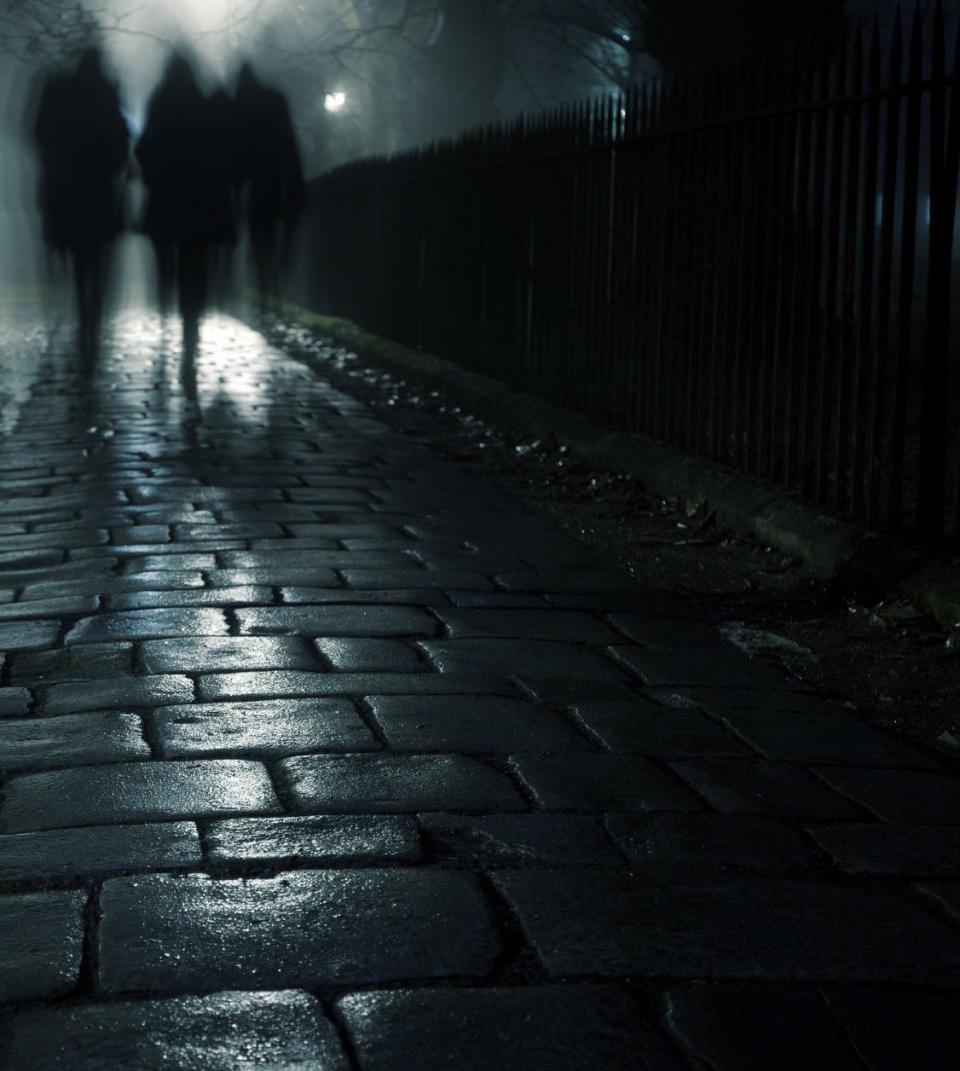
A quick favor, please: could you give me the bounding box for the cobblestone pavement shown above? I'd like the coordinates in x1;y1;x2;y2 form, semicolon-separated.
1;310;959;1070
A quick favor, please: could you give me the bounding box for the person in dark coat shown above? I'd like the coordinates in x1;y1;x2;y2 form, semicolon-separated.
203;86;242;308
234;61;304;307
33;46;129;368
136;53;233;397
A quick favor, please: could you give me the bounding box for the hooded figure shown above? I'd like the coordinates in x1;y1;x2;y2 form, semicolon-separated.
137;53;225;390
234;61;304;304
33;46;129;366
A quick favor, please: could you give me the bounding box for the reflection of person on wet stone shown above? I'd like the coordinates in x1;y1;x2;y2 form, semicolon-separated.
33;47;129;371
235;62;304;311
137;54;228;403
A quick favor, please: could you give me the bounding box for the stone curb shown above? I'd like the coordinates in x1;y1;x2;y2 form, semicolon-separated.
272;301;957;628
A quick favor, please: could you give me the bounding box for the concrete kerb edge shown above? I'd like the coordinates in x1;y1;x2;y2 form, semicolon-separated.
272;300;958;627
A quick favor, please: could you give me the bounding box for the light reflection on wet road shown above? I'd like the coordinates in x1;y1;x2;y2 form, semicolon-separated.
0;280;958;1069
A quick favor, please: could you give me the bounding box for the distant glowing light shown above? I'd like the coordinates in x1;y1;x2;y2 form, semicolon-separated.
324;90;347;113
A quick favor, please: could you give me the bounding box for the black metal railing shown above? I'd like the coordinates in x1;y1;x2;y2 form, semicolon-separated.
301;3;960;544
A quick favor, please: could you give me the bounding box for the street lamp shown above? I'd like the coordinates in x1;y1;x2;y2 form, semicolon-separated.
324;90;347;113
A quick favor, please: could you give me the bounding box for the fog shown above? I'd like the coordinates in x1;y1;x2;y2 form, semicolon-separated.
1;0;650;293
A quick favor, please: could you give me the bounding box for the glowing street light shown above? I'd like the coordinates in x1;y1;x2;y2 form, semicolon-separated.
324;90;347;113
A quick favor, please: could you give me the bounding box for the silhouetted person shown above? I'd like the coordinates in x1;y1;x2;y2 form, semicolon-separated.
204;86;242;307
234;62;304;308
137;54;228;399
33;47;129;369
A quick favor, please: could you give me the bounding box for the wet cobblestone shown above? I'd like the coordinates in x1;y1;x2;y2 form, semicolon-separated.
1;310;957;1066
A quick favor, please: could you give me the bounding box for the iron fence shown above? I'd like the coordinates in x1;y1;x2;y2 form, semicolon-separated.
300;3;960;544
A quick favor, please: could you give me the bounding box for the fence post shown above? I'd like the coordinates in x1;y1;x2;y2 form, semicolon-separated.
889;3;924;530
918;0;958;540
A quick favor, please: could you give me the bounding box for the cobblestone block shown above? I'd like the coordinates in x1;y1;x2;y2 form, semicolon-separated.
0;548;65;569
226;505;329;523
98;869;501;991
22;572;206;600
131;486;284;505
407;552;533;574
198;671;517;700
84;508;210;526
419;812;623;867
515;678;639;705
279;754;526;813
0;620;61;652
175;521;285;540
110;586;274;610
0;687;31;716
0;821;201;883
223;550;411;568
671;759;869;820
820;986;960;1071
65;608;229;643
110;525;171;544
548;594;682;615
151;699;377;758
207;560;348;585
9;642;133;684
716;709;938;767
204;814;422;866
511;754;701;813
281;587;449;606
807;824;960;876
0;560;116;590
338;986;682;1071
663;986;863;1070
445;591;547;608
608;612;727;650
0;711;148;771
0;528;108;551
236;605;439;637
610;645;803;691
316;638;426;672
492;869;960;982
813;767;960;824
2;990;349;1071
495;571;637;593
343;569;494;590
648;684;824;713
605;813;822;875
0;759;282;832
248;538;345;551
431;608;622;643
141;636;321;674
569;699;751;755
0;890;85;1000
420;639;625;679
369;695;592;753
339;537;416;550
301;475;388;489
0;490;126;514
42;674;194;713
286;488;374;504
286;523;407;539
0;595;99;621
122;553;218;572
